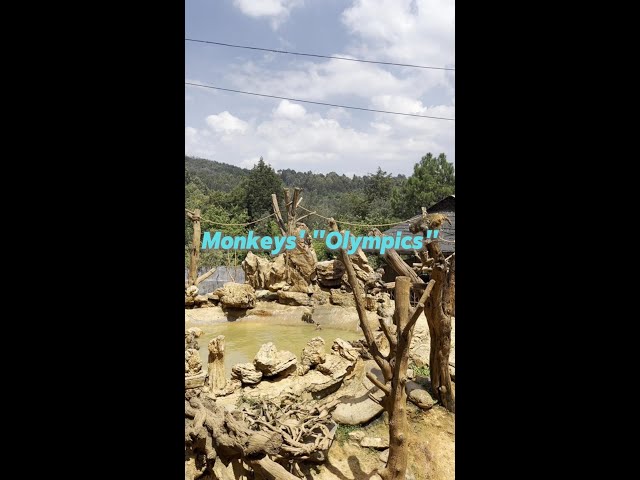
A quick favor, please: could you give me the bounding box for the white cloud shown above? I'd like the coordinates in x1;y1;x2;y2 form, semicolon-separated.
273;100;306;119
341;0;455;68
205;111;249;134
233;0;304;29
185;99;453;175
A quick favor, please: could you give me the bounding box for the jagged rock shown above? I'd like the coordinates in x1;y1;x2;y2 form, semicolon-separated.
379;449;389;462
316;353;354;380
360;437;389;449
316;260;345;287
186;327;203;338
376;299;395;319
302;337;326;369
214;283;256;309
255;289;278;301
365;294;377;311
277;290;312;306
265;254;286;289
185;348;202;375
185;331;199;350
254;342;297;377
186;285;198;297
268;281;288;292
406;381;435;409
231;363;263;384
311;289;331;305
331;338;360;362
330;289;355;307
185;371;207;389
301;308;314;323
242;251;271;289
194;294;209;304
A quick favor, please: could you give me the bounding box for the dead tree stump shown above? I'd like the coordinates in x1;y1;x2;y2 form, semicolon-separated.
425;240;455;412
207;335;226;391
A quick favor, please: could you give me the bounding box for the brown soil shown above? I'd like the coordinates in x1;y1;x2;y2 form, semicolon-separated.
299;404;454;480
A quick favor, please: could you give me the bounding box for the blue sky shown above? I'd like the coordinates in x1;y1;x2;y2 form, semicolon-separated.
185;0;454;176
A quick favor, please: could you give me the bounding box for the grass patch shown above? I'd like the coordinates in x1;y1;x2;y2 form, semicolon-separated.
411;363;430;377
335;424;360;443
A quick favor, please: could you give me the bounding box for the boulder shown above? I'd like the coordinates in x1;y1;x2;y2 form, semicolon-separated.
316;354;353;380
316;260;345;287
214;283;256;309
331;338;360;362
255;289;278;301
331;362;385;425
254;342;298;377
379;449;389;462
186;327;203;338
332;398;384;426
360;437;389;449
301;337;326;368
231;363;263;385
406;381;435;409
310;289;331;305
330;289;355;307
268;255;288;290
242;251;271;289
277;290;312;306
185;348;202;376
185;371;207;389
365;294;377;311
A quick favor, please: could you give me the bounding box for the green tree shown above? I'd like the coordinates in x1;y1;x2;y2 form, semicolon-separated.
364;167;394;203
243;157;284;221
392;153;455;218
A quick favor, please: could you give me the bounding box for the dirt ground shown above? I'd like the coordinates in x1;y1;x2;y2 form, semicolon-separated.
299;404;454;480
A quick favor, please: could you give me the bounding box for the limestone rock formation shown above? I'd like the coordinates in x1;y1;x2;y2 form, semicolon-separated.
276;290;312;306
253;342;298;377
316;260;345;288
231;363;263;385
242;251;271;289
214;283;256;309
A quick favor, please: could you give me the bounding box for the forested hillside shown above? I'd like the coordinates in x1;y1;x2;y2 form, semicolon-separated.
185;154;454;267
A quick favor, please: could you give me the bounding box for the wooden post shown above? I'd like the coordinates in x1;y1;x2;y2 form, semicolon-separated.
187;208;201;287
382;276;411;480
425;240;455;412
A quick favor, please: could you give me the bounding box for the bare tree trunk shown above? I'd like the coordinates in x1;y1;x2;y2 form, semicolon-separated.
207;335;226;391
425;241;455;412
330;219;435;480
381;277;411;480
371;228;422;283
187;208;201;286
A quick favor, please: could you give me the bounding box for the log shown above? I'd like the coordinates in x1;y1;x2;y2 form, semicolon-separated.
248;457;299;480
371;228;422;283
195;267;216;286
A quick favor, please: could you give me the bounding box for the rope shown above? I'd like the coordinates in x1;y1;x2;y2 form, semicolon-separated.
199;212;277;227
298;206;416;228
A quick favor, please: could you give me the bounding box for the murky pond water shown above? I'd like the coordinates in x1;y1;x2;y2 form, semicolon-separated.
195;321;362;378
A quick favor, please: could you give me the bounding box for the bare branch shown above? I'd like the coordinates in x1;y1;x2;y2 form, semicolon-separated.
404;279;436;336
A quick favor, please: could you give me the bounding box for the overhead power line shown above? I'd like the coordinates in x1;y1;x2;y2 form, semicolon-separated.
184;82;455;121
185;38;455;72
